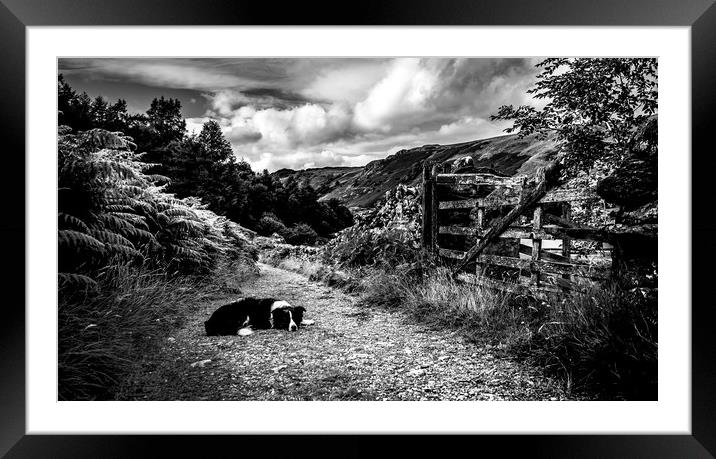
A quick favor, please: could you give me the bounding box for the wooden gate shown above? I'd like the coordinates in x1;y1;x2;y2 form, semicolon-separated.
421;161;617;298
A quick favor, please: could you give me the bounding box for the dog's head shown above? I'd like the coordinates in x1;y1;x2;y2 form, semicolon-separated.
270;301;306;331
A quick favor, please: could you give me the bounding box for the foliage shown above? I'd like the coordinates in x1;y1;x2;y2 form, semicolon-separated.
59;75;185;153
491;58;657;174
282;223;319;246
57;75;354;242
255;213;288;236
58;126;256;284
323;184;421;268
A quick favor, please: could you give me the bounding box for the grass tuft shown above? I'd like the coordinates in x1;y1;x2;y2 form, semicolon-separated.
58;260;256;400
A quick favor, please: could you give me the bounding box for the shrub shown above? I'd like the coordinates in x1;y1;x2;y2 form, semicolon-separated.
322;184;422;268
282;223;318;246
255;213;287;236
323;227;422;268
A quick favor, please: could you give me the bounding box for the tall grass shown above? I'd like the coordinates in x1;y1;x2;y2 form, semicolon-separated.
357;267;657;399
529;284;657;398
58;260;256;400
358;268;534;344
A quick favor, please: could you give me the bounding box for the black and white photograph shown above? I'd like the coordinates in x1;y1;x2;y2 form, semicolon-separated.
56;56;659;402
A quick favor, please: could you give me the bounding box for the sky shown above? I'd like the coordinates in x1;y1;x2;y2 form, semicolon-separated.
59;58;544;172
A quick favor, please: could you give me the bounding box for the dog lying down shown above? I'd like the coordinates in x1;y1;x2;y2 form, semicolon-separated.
204;297;315;336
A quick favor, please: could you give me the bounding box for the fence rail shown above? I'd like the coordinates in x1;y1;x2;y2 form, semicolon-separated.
421;161;617;299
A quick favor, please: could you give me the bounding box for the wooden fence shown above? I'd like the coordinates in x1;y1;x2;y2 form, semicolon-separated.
421;161;618;298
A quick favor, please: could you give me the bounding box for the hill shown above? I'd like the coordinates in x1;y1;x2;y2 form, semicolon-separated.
273;166;363;196
273;133;559;208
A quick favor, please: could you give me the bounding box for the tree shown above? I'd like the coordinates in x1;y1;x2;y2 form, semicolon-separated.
197;120;234;163
146;96;186;147
491;58;657;174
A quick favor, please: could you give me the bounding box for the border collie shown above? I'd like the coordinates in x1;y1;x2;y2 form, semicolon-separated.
204;297;313;336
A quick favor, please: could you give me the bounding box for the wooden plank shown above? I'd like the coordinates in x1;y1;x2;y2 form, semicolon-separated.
456;273;561;299
541;273;589;292
439;198;479;210
438;248;466;259
440;188;598;209
436;173;521;187
478;255;611;279
439;225;479;236
540;188;598;203
450;163;560;276
439;225;577;240
438;197;510;209
542;226;613;242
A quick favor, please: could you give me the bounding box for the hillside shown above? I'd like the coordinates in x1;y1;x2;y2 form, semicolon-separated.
273;166;362;196
274;133;559;208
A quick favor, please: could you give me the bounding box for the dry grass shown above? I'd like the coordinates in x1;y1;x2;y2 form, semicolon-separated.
358;268;533;346
357;267;657;399
275;257;328;280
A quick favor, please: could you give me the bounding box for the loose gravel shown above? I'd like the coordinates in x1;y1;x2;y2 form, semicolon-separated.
119;263;581;401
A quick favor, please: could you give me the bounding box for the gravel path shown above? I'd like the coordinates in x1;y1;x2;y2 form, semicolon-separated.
119;263;576;401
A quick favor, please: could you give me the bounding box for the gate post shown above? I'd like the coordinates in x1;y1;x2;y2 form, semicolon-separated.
430;163;441;258
421;161;433;254
531;204;543;286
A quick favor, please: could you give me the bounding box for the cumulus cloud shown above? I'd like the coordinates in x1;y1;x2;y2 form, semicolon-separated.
353;58;438;132
222;58;540;171
301;60;390;104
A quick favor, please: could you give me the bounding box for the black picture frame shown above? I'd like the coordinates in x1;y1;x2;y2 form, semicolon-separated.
2;0;714;457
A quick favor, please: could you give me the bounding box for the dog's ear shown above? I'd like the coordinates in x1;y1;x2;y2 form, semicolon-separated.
294;306;306;313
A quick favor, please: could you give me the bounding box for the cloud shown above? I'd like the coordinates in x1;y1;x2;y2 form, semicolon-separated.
220;58;541;171
248;149;371;173
61;57;544;172
301;60;390;104
353;58;436;132
61;59;248;91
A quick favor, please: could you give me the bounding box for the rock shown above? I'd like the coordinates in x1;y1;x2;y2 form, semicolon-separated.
408;368;426;377
325;270;351;287
190;359;212;368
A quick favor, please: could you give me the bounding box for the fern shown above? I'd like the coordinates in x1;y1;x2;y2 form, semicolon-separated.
59;125;256;282
59;230;105;253
59;213;90;233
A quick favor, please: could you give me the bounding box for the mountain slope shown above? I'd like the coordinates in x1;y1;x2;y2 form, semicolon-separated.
275;133;559;208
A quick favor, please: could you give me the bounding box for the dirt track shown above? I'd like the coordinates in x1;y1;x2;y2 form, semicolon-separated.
119;263;577;401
